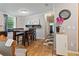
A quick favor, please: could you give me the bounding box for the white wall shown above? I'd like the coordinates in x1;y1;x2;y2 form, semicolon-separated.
54;3;78;52
0;14;5;31
25;13;46;39
16;16;26;28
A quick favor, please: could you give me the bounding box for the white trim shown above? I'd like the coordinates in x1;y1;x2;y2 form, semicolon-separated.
36;37;45;40
77;3;79;52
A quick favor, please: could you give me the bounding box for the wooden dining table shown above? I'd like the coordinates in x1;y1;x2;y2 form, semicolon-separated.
13;29;29;46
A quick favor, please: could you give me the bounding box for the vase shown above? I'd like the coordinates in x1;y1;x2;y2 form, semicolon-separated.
56;26;60;33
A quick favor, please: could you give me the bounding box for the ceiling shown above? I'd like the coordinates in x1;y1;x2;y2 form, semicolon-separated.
0;3;54;16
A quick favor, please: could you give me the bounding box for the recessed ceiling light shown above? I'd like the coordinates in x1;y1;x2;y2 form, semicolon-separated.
21;10;29;14
19;9;29;14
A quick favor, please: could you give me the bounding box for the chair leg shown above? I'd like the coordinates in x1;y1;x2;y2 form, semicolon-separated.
27;38;29;46
22;35;25;46
26;34;29;46
17;36;19;44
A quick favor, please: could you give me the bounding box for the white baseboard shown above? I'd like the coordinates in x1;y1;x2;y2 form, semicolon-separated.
36;37;45;40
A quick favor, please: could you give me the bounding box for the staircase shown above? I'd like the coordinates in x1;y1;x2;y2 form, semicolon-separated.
43;33;54;48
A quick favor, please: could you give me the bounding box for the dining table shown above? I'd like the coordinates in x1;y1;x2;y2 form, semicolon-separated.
13;28;29;46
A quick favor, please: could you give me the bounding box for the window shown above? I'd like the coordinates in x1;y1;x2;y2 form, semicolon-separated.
6;15;16;31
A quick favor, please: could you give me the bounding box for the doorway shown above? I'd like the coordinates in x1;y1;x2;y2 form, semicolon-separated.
44;12;56;55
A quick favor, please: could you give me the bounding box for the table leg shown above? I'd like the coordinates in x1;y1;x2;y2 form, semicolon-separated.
22;34;25;46
13;31;16;40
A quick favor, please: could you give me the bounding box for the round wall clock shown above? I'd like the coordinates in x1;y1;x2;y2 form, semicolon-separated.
59;9;71;20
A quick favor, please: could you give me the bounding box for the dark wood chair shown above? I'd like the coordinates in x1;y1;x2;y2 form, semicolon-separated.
25;31;32;46
16;32;24;45
25;28;35;46
13;28;25;46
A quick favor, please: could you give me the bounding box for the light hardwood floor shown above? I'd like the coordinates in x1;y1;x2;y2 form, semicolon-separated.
17;39;54;56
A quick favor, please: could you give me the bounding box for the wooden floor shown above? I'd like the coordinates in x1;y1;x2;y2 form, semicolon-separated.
16;39;79;56
17;39;54;56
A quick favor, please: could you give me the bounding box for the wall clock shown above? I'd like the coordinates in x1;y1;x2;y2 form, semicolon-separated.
59;9;71;20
